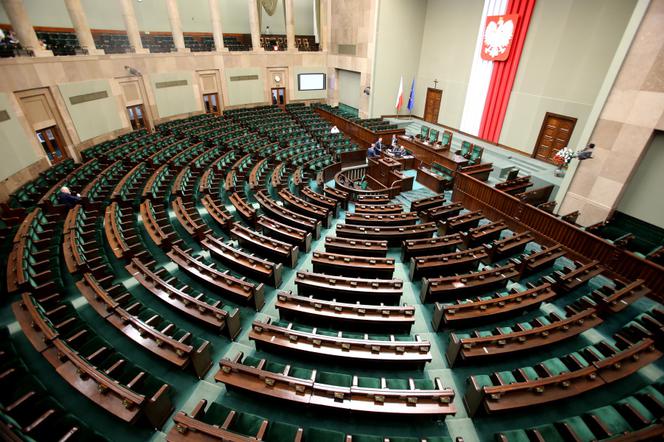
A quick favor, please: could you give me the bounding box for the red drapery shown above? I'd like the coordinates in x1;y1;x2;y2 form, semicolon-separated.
479;0;536;143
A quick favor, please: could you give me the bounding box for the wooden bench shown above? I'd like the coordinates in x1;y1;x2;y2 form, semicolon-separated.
419;202;463;223
410;247;489;280
464;327;662;416
432;281;556;330
12;293;174;428
516;184;554;207
483;231;533;263
198;193;232;227
231;223;298;268
410;194;446;213
104;202;141;258
345;211;419;226
336;222;437;246
323;186;349;210
446;296;602;366
167;245;265;310
401;234;464;261
438;210;483;235
202;234;282;287
278;188;332;228
324;236;388;257
276;291;415;333
355;194;391;204
353;203;403;215
590;278;651;313
421;263;520;303
295;270;402;305
461;220;506;248
545;260;603;293
76;272;213;378
140;199;175;248
255;190;321;239
126;258;241;337
495;175;533;195
300;186;340;215
215;352;455;415
512;245;566;278
229;192;257;226
257;215;312;253
249;318;432;369
311;251;395;279
171;197;212;240
460;163;493;182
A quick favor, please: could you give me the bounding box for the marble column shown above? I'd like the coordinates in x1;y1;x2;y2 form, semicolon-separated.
248;0;263;51
166;0;189;52
63;0;104;55
208;0;227;51
119;0;149;54
558;0;664;226
1;0;52;56
319;0;330;52
284;0;296;51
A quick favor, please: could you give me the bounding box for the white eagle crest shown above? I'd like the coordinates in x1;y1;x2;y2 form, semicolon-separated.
484;18;514;58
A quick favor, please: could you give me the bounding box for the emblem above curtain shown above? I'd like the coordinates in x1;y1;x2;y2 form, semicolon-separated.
260;0;278;16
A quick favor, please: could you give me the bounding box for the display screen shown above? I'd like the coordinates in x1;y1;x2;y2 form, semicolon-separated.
298;73;326;91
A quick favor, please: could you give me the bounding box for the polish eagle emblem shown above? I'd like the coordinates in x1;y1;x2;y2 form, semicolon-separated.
481;14;519;61
260;0;278;16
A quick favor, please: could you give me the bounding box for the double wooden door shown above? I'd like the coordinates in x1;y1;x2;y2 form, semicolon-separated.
423;88;442;123
36;126;67;163
533;112;577;163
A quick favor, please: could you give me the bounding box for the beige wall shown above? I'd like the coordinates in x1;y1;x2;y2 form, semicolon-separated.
291;66;327;101
0;92;43;181
414;0;484;128
224;67;266;106
294;0;315;35
370;0;426;117
327;0;378;117
500;0;637;154
58;79;126;142
559;0;664;226
337;69;361;110
617;132;664;229
150;71;201;119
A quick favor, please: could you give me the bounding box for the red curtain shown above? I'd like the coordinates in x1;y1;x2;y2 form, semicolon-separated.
479;0;536;143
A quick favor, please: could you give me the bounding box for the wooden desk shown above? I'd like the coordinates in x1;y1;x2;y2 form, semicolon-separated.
314;107;405;148
398;136;469;170
382;150;416;169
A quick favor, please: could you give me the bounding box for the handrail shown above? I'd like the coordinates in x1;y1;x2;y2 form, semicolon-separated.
453;172;664;301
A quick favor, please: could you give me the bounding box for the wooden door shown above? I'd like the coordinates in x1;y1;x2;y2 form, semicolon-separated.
423;88;442;123
36;126;68;163
202;93;220;114
533;113;577;163
271;88;286;106
126;104;146;130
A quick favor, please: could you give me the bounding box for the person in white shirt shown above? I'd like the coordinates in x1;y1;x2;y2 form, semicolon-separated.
330;125;340;134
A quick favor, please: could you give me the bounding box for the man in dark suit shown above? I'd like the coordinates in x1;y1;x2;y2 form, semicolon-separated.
375;137;384;152
57;186;81;208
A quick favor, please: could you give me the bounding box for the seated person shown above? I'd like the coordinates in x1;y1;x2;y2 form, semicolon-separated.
330;125;340;134
367;143;379;158
57;186;81;208
391;145;407;157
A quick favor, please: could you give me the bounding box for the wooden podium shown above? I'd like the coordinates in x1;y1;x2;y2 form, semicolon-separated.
365;156;414;193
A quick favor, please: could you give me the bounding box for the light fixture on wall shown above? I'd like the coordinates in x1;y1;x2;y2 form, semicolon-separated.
125;65;142;77
363;86;371;96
